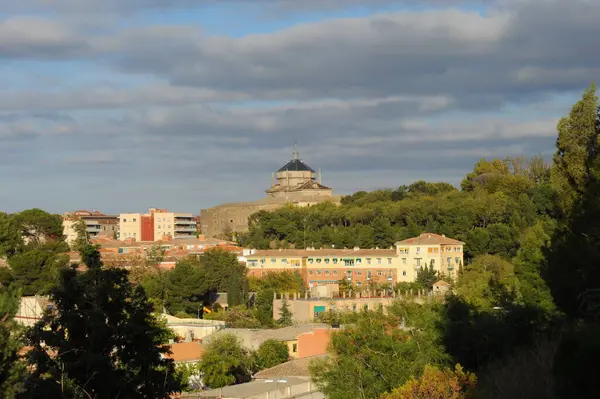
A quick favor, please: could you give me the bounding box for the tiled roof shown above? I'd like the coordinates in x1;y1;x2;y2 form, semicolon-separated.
395;233;464;246
278;159;315;173
165;342;204;362
249;248;396;258
254;354;328;379
203;324;329;348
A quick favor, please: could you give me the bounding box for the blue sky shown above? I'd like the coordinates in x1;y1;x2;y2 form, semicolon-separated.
1;0;599;214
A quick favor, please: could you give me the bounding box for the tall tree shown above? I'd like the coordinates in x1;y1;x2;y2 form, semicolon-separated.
12;209;64;246
8;243;69;296
199;333;253;388
551;83;599;216
0;213;23;259
254;339;289;370
0;287;27;398
24;244;183;398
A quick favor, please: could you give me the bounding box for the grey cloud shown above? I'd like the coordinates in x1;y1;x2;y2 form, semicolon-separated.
101;2;599;108
0;17;89;59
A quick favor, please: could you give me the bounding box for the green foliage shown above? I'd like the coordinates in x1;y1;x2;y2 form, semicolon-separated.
0;286;27;398
24;244;183;398
254;339;289;370
277;299;293;327
0;213;23;258
175;362;201;392
11;208;64;246
380;364;477;399
163;260;208;316
310;303;449;399
199;333;253;388
204;305;262;328
8;243;69;296
249;271;306;327
201;248;246;292
417;263;439;290
71;219;89;252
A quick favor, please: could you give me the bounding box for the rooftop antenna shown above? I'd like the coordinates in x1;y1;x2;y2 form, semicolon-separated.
293;141;299;160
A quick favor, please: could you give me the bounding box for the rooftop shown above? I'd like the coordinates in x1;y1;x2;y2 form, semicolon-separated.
395;232;464;246
202;324;329;347
164;341;204;363
249;248;397;258
278;159;315;173
198;376;309;398
254;354;328;379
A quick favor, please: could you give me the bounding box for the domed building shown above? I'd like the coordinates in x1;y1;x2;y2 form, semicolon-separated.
266;145;333;201
200;145;339;238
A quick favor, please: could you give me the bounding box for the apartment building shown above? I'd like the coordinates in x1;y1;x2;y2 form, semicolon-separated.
62;210;119;245
245;233;464;286
118;208;197;242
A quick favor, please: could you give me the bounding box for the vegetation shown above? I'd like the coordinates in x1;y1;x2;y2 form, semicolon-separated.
254;339;289;369
0;287;27;398
23;244;183;398
199;333;254;388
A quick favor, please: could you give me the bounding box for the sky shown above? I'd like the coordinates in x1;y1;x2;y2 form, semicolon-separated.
1;0;599;214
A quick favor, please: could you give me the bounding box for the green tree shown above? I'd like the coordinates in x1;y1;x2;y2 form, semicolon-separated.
277;299;293;327
24;244;183;398
0;286;27;398
255;339;289;370
12;209;64;246
310;304;448;399
380;364;477;399
199;333;253;388
9;243;69;296
164;260;208;316
71;219;89;252
551;83;599;215
0;213;23;258
417;263;438;290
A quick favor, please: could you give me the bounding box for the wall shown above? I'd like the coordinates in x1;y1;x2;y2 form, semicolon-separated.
141;215;154;241
297;328;331;358
119;213;142;241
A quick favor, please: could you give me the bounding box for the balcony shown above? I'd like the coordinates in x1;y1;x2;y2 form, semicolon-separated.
86;225;101;233
174;226;197;232
174;219;196;225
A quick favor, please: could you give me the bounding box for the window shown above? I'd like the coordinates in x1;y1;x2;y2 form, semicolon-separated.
346;271;352;280
416;258;422;267
364;304;369;311
398;247;408;254
402;271;407;276
325;270;330;276
387;271;393;280
366;258;371;264
377;270;383;276
455;257;460;264
333;258;338;264
260;258;265;264
344;259;355;266
158;225;162;229
356;258;361;264
356;281;362;287
416;247;421;254
309;270;313;275
291;260;300;267
293;343;298;353
271;258;276;263
402;258;407;265
447;257;452;264
377;258;382;264
356;271;362;276
308;258;314;264
324;258;330;264
282;259;288;264
248;260;257;267
168;225;171;228
367;270;372;280
317;270;322;275
352;304;357;311
316;258;322;264
333;270;338;276
123;218;127;222
387;258;392;264
431;259;435;266
133;218;137;222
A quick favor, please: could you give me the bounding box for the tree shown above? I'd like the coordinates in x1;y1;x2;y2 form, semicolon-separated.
380;364;477;399
255;339;289;370
204;305;261;328
24;244;183;398
277;299;293;327
310;305;449;399
71;219;89;252
201;248;247;292
199;333;253;388
551;83;599;215
0;286;27;398
11;209;63;246
0;213;23;258
9;244;69;296
417;263;438;290
163;260;208;316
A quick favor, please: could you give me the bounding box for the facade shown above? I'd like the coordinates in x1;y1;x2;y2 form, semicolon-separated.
118;208;197;242
245;233;464;287
201;145;340;238
62;210;119;244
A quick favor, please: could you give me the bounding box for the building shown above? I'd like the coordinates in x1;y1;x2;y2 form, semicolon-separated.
201;324;329;359
191;376;323;399
62;210;119;244
161;313;225;341
119;208;197;242
201;145;341;238
245;233;464;287
14;296;53;327
253;354;327;380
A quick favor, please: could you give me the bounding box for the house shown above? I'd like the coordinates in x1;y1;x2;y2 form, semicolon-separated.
161;313;225;341
432;280;451;296
245;232;464;286
187;376;323;399
14;296;53;327
201;324;329;359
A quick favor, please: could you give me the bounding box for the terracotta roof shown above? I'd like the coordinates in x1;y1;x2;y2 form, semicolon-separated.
165;342;204;362
395;233;464;246
249;248;396;258
433;280;451;287
254;354;328;379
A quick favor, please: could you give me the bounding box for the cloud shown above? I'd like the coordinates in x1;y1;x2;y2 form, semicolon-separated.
0;16;89;59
